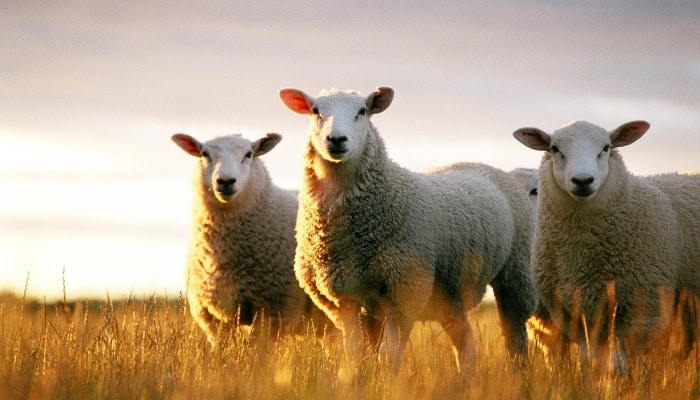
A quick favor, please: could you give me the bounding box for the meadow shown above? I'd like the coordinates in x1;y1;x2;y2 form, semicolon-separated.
1;281;699;400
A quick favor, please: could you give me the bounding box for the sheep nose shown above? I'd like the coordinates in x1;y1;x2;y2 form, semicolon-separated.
571;176;594;187
327;134;348;145
216;177;236;194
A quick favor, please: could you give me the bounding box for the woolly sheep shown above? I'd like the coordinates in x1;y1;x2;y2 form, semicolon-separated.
513;120;700;369
279;86;538;378
172;132;328;345
509;167;539;218
508;168;555;344
508;168;568;359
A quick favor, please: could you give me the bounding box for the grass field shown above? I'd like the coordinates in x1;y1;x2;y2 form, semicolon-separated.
1;283;699;400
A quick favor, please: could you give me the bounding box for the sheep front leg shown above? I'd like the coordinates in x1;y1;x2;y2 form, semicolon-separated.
336;299;365;384
188;299;224;347
378;312;414;375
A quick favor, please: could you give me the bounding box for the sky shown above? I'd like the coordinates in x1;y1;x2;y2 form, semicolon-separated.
1;1;699;300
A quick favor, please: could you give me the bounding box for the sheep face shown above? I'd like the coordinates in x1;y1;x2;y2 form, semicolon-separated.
509;167;539;212
279;87;394;163
172;133;282;204
513;120;649;202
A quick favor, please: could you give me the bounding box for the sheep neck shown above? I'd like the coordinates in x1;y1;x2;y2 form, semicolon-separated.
302;124;395;206
299;124;411;275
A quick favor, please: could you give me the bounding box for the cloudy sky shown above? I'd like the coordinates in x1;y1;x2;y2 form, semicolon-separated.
1;1;698;299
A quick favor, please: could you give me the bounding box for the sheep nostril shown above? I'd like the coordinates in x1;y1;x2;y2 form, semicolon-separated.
571;176;594;186
217;177;236;184
327;135;348;144
216;178;236;193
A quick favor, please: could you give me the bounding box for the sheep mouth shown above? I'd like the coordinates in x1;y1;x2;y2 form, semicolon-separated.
569;189;596;201
214;189;236;202
326;146;347;160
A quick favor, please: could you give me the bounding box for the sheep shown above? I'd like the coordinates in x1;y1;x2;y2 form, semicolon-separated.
508;168;569;359
513;120;700;370
509;167;539;218
279;86;538;379
172;132;328;345
508;168;568;358
508;168;555;344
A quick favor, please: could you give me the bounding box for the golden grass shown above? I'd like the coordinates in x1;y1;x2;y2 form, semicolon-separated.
1;283;699;400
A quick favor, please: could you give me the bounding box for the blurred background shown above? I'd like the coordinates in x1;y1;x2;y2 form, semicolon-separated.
1;1;698;300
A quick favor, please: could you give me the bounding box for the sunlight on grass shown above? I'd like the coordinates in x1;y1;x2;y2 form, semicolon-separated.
1;276;699;399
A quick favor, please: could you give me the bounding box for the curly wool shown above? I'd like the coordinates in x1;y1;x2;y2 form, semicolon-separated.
535;153;680;341
516;121;700;360
509;167;539;218
287;88;538;375
177;134;319;344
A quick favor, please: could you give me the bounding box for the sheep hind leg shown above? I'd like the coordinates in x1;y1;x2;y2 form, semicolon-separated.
441;312;478;374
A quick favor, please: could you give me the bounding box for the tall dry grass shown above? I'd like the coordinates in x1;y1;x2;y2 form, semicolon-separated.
1;279;699;399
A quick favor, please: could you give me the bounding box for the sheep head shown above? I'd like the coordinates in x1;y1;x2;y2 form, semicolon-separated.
279;87;393;163
509;167;539;213
513;120;649;202
172;133;282;203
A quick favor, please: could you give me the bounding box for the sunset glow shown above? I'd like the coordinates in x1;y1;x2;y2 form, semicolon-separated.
2;1;698;300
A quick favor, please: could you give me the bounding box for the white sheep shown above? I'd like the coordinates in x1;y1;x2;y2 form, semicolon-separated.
509;167;539;218
513;120;700;369
508;168;557;346
172;132;328;345
508;168;568;359
279;86;538;379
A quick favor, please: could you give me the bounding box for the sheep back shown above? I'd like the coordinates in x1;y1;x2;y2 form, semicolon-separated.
295;147;536;329
646;173;700;295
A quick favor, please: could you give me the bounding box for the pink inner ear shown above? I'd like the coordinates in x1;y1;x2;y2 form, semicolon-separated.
182;142;201;156
173;135;202;157
281;92;311;114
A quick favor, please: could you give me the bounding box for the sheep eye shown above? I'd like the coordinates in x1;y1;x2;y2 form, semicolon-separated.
312;107;319;115
529;188;538;196
354;108;368;121
602;145;611;152
244;151;252;159
201;151;211;161
550;145;560;154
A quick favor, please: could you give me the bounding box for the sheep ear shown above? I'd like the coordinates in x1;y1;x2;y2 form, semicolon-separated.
610;120;649;148
279;89;314;114
366;86;394;115
253;133;282;156
513;127;551;151
172;133;203;157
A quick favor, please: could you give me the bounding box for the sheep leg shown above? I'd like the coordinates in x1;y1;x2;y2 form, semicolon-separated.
378;313;413;375
680;290;699;354
441;312;478;373
336;299;365;384
491;282;530;363
528;303;573;363
189;300;223;346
